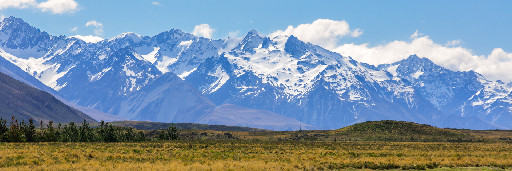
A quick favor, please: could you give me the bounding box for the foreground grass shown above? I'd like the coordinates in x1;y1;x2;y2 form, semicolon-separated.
1;141;512;170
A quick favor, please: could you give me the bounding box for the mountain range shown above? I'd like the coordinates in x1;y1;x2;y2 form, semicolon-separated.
0;16;510;130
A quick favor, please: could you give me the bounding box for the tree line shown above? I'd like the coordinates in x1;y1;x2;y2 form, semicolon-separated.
0;116;178;142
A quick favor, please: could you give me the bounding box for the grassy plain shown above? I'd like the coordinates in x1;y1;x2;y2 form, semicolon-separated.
1;141;512;170
2;120;512;170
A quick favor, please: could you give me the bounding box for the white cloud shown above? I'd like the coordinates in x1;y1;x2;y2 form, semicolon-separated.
151;1;162;6
0;14;5;20
85;20;102;27
445;40;461;47
0;0;36;10
0;0;77;14
70;35;104;43
333;31;512;82
410;30;423;39
192;24;214;38
70;26;78;32
351;28;363;37
269;19;362;50
37;0;78;14
85;20;103;36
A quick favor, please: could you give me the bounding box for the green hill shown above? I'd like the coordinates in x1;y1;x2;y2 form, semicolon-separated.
330;120;475;142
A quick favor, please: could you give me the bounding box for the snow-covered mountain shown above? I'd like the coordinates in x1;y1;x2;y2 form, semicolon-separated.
0;16;510;130
379;55;512;129
0;17;310;130
184;31;443;129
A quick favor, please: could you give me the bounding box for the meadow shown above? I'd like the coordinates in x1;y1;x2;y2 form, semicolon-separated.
1;141;512;170
2;120;512;170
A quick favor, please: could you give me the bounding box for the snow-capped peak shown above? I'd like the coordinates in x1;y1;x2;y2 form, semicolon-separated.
0;16;48;43
110;32;142;42
154;28;195;42
247;29;261;37
233;29;268;53
0;16;30;30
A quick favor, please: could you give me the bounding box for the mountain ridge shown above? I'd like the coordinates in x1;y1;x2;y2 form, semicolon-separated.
0;16;510;130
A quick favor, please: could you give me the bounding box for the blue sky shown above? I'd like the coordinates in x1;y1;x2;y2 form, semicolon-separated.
1;0;511;53
1;0;512;81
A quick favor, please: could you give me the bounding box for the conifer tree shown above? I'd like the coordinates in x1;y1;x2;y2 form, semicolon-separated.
8;116;23;142
0;118;8;141
23;118;37;142
45;121;57;142
80;119;93;142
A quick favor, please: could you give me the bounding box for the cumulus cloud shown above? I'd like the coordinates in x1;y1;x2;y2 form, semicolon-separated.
151;1;162;6
333;31;512;82
0;0;78;14
269;19;362;50
70;35;104;43
192;24;214;38
85;20;103;36
37;0;78;14
0;0;36;10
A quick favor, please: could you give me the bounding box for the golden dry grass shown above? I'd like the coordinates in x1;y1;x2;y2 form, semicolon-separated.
1;141;512;170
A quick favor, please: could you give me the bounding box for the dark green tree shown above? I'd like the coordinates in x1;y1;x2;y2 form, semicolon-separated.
0;118;8;141
135;131;146;142
79;119;93;142
158;124;178;140
169;124;178;140
60;122;79;142
105;124;117;142
44;121;58;142
23;118;37;142
7;116;23;142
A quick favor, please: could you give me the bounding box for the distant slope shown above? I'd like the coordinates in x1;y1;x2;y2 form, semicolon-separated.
108;121;265;131
0;72;96;123
112;72;216;123
112;73;312;131
199;104;315;131
330;120;472;141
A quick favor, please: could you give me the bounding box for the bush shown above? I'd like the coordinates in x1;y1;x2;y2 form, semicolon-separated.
158;124;178;140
